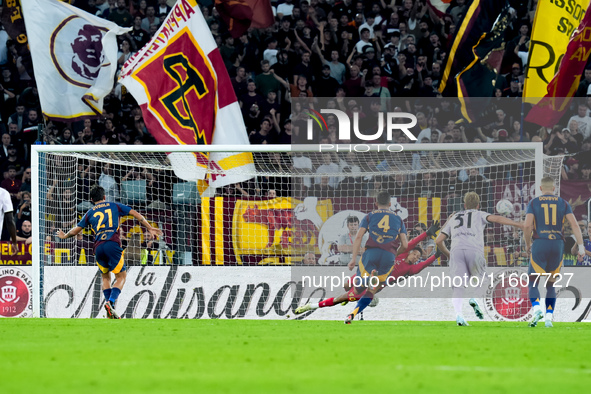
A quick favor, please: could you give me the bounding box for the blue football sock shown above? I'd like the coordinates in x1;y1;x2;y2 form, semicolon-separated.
545;286;556;314
529;282;540;307
109;287;122;304
351;295;373;318
103;289;112;302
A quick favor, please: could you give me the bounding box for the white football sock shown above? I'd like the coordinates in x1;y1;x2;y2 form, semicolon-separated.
545;312;553;321
452;286;465;316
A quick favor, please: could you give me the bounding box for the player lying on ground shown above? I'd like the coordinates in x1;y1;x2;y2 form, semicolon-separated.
57;185;162;319
295;222;441;315
523;176;585;328
435;192;524;326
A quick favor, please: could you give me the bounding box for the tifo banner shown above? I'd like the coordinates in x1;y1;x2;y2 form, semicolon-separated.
524;0;589;103
560;179;591;220
119;0;254;189
525;11;591;127
0;241;32;266
21;0;130;121
200;190;536;267
38;266;591;322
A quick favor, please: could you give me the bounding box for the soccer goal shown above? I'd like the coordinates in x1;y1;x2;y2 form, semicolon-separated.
30;143;562;319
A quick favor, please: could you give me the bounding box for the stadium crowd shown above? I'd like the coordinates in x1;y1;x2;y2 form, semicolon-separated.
0;0;590;258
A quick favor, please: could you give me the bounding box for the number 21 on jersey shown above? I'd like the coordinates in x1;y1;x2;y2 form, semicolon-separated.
93;209;113;231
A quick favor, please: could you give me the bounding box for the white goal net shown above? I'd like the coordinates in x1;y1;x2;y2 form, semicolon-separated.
31;143;562;319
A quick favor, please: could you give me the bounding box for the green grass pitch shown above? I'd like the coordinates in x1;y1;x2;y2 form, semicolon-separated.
1;319;591;393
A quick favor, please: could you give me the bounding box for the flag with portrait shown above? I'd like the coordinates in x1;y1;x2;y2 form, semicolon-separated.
21;0;130;121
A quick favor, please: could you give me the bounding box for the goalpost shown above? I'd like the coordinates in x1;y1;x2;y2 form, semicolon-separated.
31;142;561;319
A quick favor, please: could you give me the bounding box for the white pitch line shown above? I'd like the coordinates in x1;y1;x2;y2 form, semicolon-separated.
392;364;591;375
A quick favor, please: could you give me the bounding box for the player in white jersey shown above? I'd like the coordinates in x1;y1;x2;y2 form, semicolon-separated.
435;192;523;326
0;187;18;255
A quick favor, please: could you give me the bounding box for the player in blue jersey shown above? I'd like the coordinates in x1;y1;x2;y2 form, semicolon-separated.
57;185;162;319
344;191;408;324
524;177;585;328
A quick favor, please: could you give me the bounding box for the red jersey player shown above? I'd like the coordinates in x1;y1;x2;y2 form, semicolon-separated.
295;221;441;315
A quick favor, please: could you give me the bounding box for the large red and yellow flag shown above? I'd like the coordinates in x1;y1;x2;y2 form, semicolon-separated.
119;0;254;189
523;0;589;103
526;11;591;127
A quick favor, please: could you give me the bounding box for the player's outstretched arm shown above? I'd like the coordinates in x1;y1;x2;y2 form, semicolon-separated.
487;215;524;229
396;232;409;256
129;209;163;239
348;227;367;271
407;250;442;276
56;226;83;240
435;233;450;259
566;213;585;261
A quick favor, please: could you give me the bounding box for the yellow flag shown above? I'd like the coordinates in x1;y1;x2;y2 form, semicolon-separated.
524;0;589;103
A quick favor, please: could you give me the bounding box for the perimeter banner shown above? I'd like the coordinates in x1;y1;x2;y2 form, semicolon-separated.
36;266;591;322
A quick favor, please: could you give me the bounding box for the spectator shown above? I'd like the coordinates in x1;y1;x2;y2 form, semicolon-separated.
0;144;25;176
141;5;160;31
249;118;275;144
544;127;579;155
568;103;591;140
255;60;282;97
241;80;265;118
1;165;22;208
301;252;317;265
109;0;133;27
129;16;150;50
355;27;372;53
308;175;335;198
232;66;248;98
19;167;31;194
564;158;580;180
314;153;340;188
260;91;281;122
98;162;120;202
56;127;76;145
314;65;341;96
8;104;26;132
290;74;314;98
262;38;279;67
117;39;136;69
16;192;31;228
16;219;32;245
156;0;172;20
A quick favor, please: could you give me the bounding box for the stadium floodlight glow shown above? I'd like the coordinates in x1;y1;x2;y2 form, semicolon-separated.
30;142;559;319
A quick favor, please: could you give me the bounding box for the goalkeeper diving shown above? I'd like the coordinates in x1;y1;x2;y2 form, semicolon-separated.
296;191;409;323
295;220;441;316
